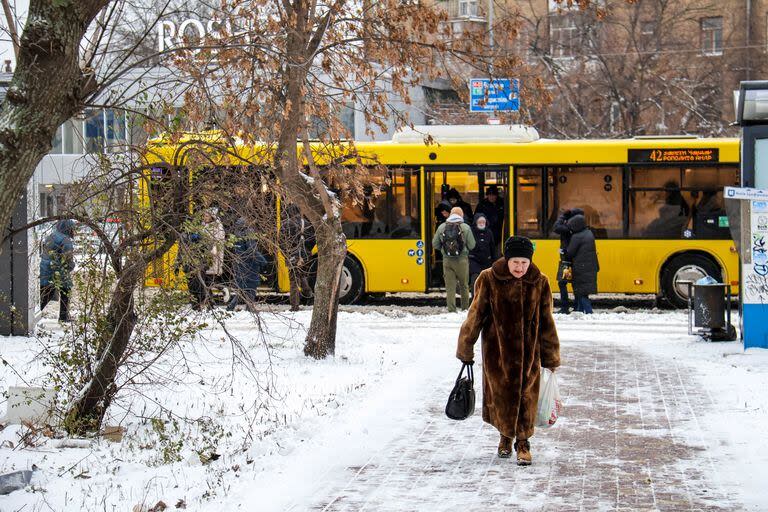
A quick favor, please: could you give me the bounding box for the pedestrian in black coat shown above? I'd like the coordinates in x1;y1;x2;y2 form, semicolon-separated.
445;188;473;223
551;207;584;313
39;220;76;321
434;200;452;227
565;214;599;314
280;205;315;310
475;185;505;246
228;219;268;311
468;213;499;296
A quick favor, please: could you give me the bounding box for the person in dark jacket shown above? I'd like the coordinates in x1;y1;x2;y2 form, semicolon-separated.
552;207;584;314
434;200;452;227
280;204;315;311
565;214;599;314
40;219;76;321
445;188;473;222
227;219;268;311
468;213;498;297
475;185;505;246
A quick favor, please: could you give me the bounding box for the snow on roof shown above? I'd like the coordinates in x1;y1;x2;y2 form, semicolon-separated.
391;124;540;144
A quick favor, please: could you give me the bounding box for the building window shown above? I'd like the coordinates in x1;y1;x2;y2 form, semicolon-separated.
84;109;105;153
308;103;356;140
459;0;478;17
63;119;85;154
640;20;657;49
105;109;128;152
514;27;533;62
550;14;579;58
700;17;723;56
51;126;63;154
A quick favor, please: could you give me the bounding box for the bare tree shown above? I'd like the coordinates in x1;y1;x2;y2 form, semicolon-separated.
0;0;224;233
519;0;731;137
172;0;526;358
6;137;283;433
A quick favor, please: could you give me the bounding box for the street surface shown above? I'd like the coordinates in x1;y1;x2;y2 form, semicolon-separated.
275;314;744;511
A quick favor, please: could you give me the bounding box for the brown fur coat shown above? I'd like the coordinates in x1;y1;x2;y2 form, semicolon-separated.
456;258;560;440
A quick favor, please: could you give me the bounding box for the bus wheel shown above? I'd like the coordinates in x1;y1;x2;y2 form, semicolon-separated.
661;253;722;309
339;256;365;305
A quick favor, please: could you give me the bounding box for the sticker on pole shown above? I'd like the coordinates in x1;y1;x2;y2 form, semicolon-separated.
724;186;768;201
469;78;520;113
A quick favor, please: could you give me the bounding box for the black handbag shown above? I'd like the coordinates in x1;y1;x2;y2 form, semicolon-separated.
445;363;476;420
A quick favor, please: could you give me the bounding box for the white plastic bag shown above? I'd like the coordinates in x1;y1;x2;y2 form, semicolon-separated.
536;368;563;428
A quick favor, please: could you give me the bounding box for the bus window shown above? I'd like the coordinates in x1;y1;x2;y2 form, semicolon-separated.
515;168;544;237
684;166;738;239
629;166;685;238
340;168;420;239
629;165;737;239
548;166;623;239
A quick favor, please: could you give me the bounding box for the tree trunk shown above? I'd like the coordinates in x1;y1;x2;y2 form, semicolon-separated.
0;0;108;232
64;262;141;434
303;218;346;358
274;1;346;359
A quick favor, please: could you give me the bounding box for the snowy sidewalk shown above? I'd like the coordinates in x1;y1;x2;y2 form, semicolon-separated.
3;310;764;511
296;318;741;511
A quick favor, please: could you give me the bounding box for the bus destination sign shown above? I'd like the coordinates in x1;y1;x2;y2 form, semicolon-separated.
628;148;719;163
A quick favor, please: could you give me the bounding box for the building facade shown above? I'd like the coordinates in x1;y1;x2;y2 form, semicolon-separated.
431;0;768;137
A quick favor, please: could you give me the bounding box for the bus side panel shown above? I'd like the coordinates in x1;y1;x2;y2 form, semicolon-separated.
276;251;291;293
534;240;738;295
145;242;186;290
587;240;738;295
530;240;560;286
347;240;425;293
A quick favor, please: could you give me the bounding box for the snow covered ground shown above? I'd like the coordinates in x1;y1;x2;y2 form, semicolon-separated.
0;308;766;511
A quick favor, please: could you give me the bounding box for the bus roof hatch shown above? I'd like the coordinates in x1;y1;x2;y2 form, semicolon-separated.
391;124;539;144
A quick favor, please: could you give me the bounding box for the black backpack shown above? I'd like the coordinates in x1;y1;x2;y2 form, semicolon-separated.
441;223;464;257
445;363;475;420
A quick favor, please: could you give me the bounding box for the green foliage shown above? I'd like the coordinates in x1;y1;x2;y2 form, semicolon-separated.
149;416;184;465
40;242;205;433
195;416;228;465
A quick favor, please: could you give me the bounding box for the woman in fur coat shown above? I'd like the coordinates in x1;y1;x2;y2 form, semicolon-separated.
456;236;561;465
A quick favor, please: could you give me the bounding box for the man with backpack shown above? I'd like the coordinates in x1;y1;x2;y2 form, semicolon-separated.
433;207;476;312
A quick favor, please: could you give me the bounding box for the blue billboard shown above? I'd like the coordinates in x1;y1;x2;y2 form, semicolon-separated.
469;78;520;113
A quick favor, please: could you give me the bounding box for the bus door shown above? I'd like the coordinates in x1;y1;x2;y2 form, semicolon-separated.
425;167;509;288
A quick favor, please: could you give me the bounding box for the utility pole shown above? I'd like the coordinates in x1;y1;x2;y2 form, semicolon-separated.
745;0;752;81
488;0;494;53
487;0;496;124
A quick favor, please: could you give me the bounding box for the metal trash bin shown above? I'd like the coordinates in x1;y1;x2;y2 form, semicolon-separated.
685;282;737;341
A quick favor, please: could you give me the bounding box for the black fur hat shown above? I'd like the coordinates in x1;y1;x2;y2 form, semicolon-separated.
504;236;534;260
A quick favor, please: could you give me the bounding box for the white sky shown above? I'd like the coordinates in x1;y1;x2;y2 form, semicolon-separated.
0;0;27;66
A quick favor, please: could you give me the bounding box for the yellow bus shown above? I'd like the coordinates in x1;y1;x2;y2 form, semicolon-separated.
144;125;740;308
